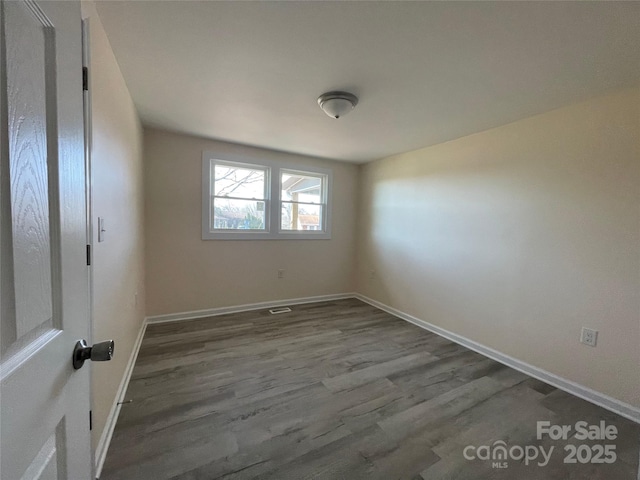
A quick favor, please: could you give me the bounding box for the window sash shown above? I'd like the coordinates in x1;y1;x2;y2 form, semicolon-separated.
212;160;269;199
279;171;327;233
211;198;269;232
212;194;268;202
280;200;326;208
210;160;270;232
280;202;325;232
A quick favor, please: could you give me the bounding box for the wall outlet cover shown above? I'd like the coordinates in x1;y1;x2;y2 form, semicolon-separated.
580;327;598;347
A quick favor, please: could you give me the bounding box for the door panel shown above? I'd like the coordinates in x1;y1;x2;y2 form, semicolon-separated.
20;427;64;480
1;1;92;479
5;0;54;343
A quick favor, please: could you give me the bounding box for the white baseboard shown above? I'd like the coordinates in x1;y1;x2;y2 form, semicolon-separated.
94;319;148;479
145;293;356;324
94;292;639;479
354;293;640;425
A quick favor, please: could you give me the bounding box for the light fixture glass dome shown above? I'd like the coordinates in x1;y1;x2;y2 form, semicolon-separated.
317;91;358;119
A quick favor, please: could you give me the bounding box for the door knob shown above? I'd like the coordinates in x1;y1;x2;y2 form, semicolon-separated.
72;339;114;370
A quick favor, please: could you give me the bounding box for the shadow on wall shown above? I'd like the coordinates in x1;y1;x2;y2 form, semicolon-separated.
356;88;640;408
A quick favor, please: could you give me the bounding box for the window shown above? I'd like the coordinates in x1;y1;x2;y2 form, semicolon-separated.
202;153;331;240
281;170;326;232
212;162;269;231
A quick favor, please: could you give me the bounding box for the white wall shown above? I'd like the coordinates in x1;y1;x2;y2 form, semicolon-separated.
357;87;640;408
81;1;146;456
144;128;358;317
68;2;639;469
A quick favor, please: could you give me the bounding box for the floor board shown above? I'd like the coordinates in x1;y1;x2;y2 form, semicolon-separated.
101;299;639;479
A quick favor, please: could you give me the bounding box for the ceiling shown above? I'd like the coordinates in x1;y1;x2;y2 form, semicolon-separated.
95;1;640;163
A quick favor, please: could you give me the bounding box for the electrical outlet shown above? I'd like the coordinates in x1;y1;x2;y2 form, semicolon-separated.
277;269;284;279
580;327;598;347
369;270;376;280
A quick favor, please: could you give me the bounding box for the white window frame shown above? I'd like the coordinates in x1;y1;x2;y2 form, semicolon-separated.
202;152;332;240
279;168;328;236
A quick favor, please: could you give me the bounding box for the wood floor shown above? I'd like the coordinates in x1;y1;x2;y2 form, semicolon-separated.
101;299;639;480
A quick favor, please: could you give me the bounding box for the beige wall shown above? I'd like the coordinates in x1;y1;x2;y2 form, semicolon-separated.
81;2;146;455
357;87;640;408
144;128;358;316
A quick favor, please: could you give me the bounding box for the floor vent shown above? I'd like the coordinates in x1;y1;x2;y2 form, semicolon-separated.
269;307;292;315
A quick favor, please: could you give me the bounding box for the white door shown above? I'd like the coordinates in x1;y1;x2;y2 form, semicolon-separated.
1;0;93;479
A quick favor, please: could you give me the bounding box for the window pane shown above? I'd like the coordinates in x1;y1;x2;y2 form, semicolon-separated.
281;202;322;231
213;198;266;230
214;164;265;199
281;172;322;204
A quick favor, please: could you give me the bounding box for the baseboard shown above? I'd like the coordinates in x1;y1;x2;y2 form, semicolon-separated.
145;292;357;324
94;319;148;479
354;293;640;425
93;291;639;479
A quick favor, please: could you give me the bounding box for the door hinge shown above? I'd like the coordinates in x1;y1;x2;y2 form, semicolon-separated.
89;410;93;431
82;66;88;91
86;244;91;266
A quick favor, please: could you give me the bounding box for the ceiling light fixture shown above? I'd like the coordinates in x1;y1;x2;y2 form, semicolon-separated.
317;91;358;119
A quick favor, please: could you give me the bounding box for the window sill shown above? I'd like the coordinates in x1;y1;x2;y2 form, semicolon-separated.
202;231;332;240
